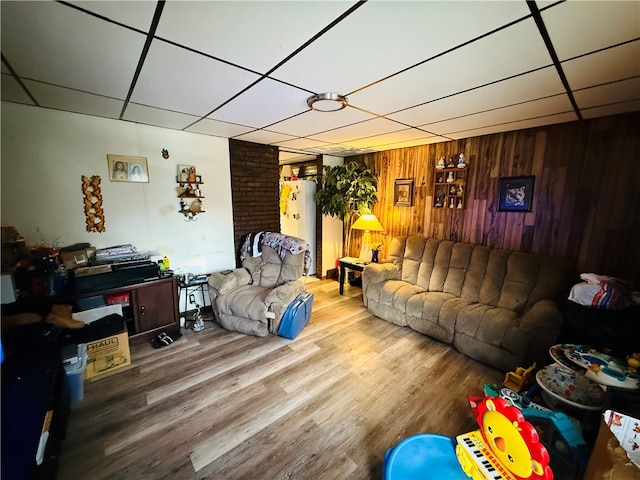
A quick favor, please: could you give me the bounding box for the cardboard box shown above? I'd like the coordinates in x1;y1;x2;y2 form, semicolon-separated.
60;249;90;269
583;410;640;480
84;327;131;379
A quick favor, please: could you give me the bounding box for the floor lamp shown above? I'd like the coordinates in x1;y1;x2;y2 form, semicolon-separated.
351;213;384;261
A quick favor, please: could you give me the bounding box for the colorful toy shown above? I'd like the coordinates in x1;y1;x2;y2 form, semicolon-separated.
456;396;553;479
503;363;537;393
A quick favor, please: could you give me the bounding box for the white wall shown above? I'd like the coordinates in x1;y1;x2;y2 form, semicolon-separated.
320;155;344;276
1;102;236;309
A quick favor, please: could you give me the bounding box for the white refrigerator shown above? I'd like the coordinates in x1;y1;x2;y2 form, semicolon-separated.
280;180;316;276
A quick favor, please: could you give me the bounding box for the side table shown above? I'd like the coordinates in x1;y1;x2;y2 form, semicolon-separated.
177;276;209;313
338;257;369;295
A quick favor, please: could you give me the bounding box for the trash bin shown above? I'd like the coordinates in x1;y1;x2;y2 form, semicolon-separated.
62;343;87;405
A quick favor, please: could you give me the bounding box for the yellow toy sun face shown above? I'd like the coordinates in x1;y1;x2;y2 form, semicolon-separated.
482;410;532;477
477;398;549;479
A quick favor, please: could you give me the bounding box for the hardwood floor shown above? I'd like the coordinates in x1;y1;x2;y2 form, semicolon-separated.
57;279;502;480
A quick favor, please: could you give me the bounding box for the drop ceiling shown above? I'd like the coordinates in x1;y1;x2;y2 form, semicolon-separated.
1;1;639;158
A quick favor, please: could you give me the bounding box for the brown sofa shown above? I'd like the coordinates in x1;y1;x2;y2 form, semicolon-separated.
362;236;570;371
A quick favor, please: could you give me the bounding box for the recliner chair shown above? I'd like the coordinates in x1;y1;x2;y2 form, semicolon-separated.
207;233;309;336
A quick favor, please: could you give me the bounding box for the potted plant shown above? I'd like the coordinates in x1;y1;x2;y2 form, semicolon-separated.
314;160;378;256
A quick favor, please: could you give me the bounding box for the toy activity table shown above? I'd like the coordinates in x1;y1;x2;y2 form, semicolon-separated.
549;344;639;390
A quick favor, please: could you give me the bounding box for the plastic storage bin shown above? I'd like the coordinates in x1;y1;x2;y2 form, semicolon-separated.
62;343;87;405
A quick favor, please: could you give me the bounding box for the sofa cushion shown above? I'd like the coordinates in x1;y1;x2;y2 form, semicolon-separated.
216;284;269;321
260;246;283;287
455;303;519;347
377;280;426;313
443;243;474;297
497;252;539;313
406;292;459;343
416;238;440;290
429;241;454;292
478;249;510;306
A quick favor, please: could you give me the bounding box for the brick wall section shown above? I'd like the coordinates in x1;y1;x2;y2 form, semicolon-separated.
229;139;280;265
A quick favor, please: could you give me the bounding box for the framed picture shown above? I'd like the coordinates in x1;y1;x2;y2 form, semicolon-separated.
394;179;414;207
498;175;535;212
177;164;197;183
107;155;149;183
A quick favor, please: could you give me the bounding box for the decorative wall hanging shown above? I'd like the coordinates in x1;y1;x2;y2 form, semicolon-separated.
162;149;170;159
81;175;105;232
176;165;205;221
394;179;414;207
107;155;149;183
498;175;535;212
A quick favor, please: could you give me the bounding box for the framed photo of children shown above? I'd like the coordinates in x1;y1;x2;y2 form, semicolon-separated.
498;175;534;212
394;179;414;207
107;155;149;183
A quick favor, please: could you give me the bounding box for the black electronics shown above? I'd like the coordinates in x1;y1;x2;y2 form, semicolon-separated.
72;261;160;292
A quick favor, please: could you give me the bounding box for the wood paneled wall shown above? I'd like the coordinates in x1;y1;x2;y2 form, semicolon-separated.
350;112;640;286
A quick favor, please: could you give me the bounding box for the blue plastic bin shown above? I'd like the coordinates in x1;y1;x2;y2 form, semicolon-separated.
383;433;468;480
63;343;87;405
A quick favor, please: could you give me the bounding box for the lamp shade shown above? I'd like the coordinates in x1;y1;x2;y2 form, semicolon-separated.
351;213;384;232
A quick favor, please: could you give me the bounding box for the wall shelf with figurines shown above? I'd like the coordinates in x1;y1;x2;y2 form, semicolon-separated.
433;153;468;209
176;165;205;221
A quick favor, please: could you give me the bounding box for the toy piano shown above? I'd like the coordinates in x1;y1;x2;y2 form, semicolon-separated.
456;396;553;480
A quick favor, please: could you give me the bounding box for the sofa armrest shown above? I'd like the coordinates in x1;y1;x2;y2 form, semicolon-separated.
208;268;251;295
265;280;306;333
519;299;564;365
362;262;399;284
265;280;305;306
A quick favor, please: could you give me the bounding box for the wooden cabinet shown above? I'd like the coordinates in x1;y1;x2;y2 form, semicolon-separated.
433;166;468;209
61;277;179;345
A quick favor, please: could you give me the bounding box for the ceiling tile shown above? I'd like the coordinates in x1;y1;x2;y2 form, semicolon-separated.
388;67;565;126
234;130;299;146
208;78;310;128
271;1;531;94
574;77;640;111
274;137;336;152
427;95;575;137
185;118;255;138
348;18;552;115
1;1;146;98
542;1;640;61
581;100;640;120
123;103;202;131
68;1;158;31
562;42;640;91
1;74;35;105
156;1;357;73
267;106;376;137
446;112;577;139
343;128;441;150
23;80;123;119
131;40;261;117
308;117;409;144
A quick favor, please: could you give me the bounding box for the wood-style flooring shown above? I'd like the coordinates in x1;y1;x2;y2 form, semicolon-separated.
57;279;502;480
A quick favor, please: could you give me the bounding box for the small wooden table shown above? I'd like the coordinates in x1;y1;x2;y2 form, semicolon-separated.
338;257;369;295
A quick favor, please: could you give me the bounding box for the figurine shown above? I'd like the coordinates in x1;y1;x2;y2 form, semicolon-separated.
457;153;467;168
446;172;454;183
436;157;446;169
447;157;455;168
449;198;455;208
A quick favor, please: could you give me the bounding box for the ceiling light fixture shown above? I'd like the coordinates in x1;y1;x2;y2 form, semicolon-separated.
307;92;348;112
